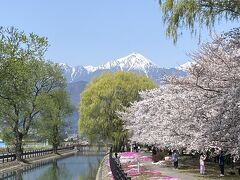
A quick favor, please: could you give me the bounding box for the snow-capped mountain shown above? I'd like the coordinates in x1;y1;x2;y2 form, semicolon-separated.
59;63;88;82
93;53;158;72
63;53;187;134
60;53;186;84
177;61;195;71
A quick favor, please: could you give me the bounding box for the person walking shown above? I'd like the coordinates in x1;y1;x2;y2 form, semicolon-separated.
219;151;225;177
152;146;157;162
172;150;178;169
199;153;206;175
115;152;121;167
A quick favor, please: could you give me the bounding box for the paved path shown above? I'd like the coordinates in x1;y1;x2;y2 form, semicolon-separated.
96;152;240;180
118;152;203;180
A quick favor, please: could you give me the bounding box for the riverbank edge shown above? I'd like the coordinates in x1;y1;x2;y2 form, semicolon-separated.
0;149;77;173
96;154;111;180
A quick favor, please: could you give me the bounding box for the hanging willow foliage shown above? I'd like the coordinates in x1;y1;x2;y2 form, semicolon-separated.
159;0;240;43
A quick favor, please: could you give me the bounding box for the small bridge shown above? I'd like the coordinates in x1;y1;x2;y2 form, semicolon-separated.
74;144;107;153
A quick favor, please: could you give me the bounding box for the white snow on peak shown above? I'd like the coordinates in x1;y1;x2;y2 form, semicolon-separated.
59;63;86;82
83;52;157;74
115;52;156;68
84;65;98;73
59;53;162;82
177;61;195;71
58;63;73;71
71;67;76;78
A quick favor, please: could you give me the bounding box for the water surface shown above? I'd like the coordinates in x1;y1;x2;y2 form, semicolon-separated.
0;152;104;180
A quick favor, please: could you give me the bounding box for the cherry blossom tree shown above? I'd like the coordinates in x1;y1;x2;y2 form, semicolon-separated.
119;28;240;155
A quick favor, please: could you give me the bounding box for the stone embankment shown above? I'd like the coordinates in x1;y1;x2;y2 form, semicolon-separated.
96;154;111;180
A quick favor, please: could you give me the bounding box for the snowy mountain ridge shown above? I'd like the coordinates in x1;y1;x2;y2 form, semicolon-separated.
60;53;186;83
98;52;157;70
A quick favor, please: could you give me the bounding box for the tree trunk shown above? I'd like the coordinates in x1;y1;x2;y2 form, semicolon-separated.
15;133;23;161
53;144;58;154
52;126;59;154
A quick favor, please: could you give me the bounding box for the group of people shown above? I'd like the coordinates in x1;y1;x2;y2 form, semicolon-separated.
118;144;231;177
120;143;140;152
132;143;140;152
128;144;229;177
171;150;225;176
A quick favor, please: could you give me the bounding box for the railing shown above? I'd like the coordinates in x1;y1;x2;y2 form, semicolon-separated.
0;146;74;164
0;152;16;163
0;153;75;179
109;147;129;180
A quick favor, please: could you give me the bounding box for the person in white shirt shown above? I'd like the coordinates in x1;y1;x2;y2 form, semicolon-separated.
200;153;206;175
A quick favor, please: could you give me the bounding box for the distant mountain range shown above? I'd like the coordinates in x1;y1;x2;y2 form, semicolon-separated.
62;53;187;133
60;53;186;84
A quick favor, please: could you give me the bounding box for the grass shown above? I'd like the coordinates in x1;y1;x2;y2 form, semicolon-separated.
177;155;240;179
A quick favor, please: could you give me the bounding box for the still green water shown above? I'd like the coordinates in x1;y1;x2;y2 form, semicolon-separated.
0;152;104;180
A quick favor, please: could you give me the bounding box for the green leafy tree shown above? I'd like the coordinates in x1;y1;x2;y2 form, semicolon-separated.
159;0;240;43
37;90;74;153
79;71;156;150
0;27;65;161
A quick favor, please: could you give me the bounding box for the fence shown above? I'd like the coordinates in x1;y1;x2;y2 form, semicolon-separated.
109;147;129;180
0;152;76;179
0;146;74;164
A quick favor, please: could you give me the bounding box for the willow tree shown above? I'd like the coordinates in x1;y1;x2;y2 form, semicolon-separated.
79;71;156;150
159;0;240;43
37;90;73;154
0;27;65;161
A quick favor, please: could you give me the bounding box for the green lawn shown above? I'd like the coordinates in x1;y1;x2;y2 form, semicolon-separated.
177;155;240;179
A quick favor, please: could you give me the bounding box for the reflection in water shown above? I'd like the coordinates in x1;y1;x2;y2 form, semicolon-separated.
0;152;104;180
78;158;101;180
37;159;69;180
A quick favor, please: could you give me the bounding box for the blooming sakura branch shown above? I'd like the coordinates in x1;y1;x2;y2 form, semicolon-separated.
118;28;240;157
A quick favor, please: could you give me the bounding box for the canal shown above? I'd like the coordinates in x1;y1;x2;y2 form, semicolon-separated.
0;152;104;180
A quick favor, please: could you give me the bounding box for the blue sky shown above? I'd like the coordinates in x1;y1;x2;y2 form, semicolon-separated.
1;0;238;67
